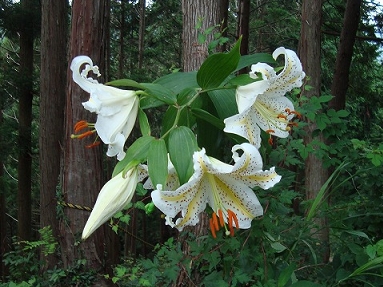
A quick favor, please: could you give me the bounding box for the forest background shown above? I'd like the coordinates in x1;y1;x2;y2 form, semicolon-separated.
1;0;383;286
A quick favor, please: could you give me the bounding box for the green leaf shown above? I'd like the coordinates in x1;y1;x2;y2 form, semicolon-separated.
138;108;151;136
160;106;195;137
278;263;296;287
154;71;198;94
140;96;166;109
147;139;168;188
235;53;276;72
168;126;199;184
346;256;383;279
141;83;177;105
112;135;154;177
197;38;241;89
208;89;237;119
343;230;371;242
317;95;333;103
191;108;224;130
226;74;261;86
106;79;145;90
306;161;349;221
337;109;350;117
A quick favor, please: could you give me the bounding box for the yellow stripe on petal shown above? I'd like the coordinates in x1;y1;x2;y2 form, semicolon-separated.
214;176;254;219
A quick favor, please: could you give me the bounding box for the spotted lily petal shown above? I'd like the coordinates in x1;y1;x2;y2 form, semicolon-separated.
71;56;139;160
82;169;138;239
151;143;281;231
230;143;281;189
235;76;270;113
223;106;262;148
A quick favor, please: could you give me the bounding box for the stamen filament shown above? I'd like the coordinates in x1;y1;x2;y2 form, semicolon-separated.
78;130;96;139
85;141;101;148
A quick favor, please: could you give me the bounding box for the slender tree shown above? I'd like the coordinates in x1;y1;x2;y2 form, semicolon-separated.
298;0;330;263
237;0;250;55
60;0;118;283
39;0;68;268
138;0;146;69
0;108;7;278
17;0;35;241
174;1;223;285
329;0;362;111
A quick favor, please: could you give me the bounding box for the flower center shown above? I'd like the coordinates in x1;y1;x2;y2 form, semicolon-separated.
71;120;100;148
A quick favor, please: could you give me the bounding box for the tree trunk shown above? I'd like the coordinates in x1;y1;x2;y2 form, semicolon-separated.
0;109;9;279
237;0;250;74
219;0;229;52
298;0;330;263
138;0;146;69
181;0;221;72
329;0;362;111
39;0;68;269
61;0;118;284
174;1;223;286
118;0;125;79
17;0;34;241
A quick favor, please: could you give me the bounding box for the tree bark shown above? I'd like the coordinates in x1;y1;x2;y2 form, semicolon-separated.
39;0;68;269
237;0;250;74
181;0;221;72
298;0;330;263
17;0;34;241
329;0;362;111
0;109;8;279
174;1;224;286
138;0;146;69
118;0;126;79
61;0;118;283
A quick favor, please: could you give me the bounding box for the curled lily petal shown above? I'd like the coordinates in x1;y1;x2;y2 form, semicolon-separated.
82;169;138;239
71;56;139;160
231;143;282;189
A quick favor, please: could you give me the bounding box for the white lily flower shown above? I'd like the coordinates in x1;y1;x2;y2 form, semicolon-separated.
224;47;305;148
71;56;139;160
151;143;281;237
82;166;147;239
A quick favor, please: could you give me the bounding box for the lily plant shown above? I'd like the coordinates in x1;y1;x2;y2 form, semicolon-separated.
70;39;305;239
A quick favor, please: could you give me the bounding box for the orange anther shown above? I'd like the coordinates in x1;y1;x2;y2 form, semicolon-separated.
288;122;299;127
285;108;291;114
209;218;217;238
74;120;89;132
266;129;275;134
291;110;301;118
277;114;287;120
218;209;225;227
212;212;219;231
268;137;273;146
